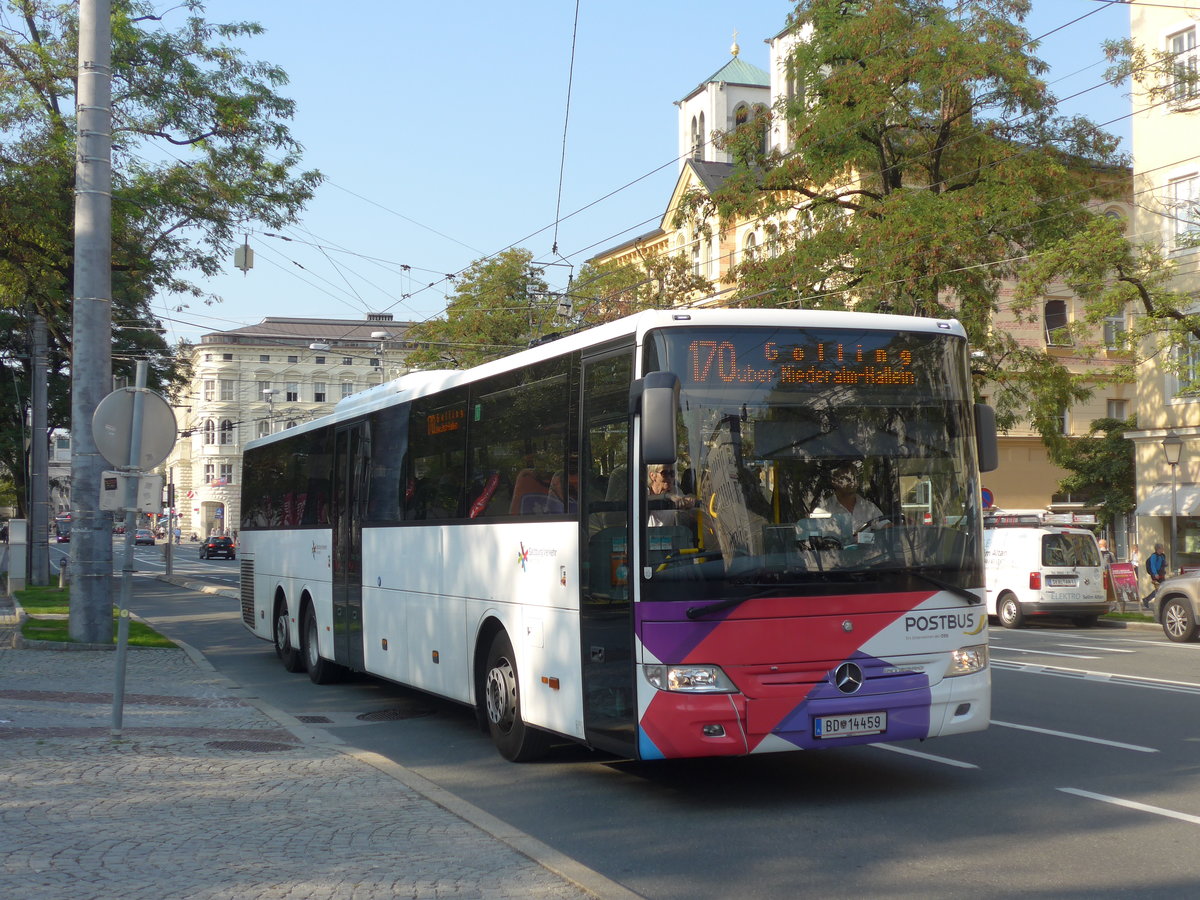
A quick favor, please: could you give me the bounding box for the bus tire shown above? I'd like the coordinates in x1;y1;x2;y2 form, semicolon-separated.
274;599;304;673
302;605;344;684
998;592;1024;629
483;631;549;762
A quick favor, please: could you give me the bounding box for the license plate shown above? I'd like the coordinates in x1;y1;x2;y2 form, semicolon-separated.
1047;576;1076;586
814;711;886;738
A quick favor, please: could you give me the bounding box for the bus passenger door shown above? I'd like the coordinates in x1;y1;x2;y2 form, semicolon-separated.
579;349;635;757
333;422;367;671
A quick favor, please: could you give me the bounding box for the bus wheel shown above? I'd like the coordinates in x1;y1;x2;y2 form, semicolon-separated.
483;631;549;762
998;593;1025;629
302;606;344;685
274;602;304;673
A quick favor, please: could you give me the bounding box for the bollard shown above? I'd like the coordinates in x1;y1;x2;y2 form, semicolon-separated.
58;558;70;588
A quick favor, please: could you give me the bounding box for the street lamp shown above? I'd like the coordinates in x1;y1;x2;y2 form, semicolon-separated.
1162;430;1184;575
262;388;278;434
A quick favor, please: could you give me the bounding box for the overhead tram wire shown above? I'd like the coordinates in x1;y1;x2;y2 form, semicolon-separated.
551;0;582;258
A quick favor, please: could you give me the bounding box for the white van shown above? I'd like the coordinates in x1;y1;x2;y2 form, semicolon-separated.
983;522;1109;628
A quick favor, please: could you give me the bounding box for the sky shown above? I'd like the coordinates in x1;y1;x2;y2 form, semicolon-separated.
159;0;1135;346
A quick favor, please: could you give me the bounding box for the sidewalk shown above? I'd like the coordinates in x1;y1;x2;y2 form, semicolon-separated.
0;586;638;900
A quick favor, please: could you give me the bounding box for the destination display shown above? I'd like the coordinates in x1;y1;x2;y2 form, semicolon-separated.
685;337;919;387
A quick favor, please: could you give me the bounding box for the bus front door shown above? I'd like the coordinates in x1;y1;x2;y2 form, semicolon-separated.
579;349;636;757
332;422;367;671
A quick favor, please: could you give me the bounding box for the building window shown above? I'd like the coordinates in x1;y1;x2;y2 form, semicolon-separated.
1174;338;1200;397
1106;398;1128;420
203;420;215;445
1170;26;1198;104
1056;408;1069;435
218;419;233;445
203;380;215;402
219;380;234;402
259;354;270;363
1103;314;1127;348
314;356;326;365
369;358;380;367
285;420;297;430
1044;299;1071;346
222;353;233;361
341;381;355;398
342;357;353;366
258;381;270;398
313;382;326;403
204;353;212;362
287;355;299;364
743;232;758;263
286;382;299;402
257;420;270;438
204;463;215;483
1168;174;1199;250
219;463;234;485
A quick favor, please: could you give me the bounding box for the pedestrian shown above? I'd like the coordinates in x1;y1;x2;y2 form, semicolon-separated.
174;526;181;545
1143;543;1167;609
1098;538;1115;567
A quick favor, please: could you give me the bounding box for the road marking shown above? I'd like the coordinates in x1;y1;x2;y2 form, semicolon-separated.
1054;643;1137;653
1059;788;1200;826
870;743;978;769
989;646;1100;659
992;659;1200;695
991;720;1157;753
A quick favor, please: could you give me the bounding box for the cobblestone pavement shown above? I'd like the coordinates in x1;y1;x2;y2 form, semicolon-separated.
0;635;619;900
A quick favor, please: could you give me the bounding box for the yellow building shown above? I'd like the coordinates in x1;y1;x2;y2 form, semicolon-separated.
1126;1;1200;572
590;30;1134;537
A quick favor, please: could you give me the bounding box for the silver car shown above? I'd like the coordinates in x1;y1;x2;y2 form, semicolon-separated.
1153;571;1200;642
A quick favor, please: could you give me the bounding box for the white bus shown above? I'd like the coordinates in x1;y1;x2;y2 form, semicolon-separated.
239;308;997;761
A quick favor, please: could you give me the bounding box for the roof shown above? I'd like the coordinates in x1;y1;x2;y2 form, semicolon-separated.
200;316;412;346
679;56;770;103
687;159;736;193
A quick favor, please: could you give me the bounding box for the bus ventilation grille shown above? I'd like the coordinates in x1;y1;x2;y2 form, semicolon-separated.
240;559;255;626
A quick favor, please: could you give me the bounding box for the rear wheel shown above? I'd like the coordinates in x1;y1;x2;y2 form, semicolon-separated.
483;631;549;762
1162;598;1199;643
998;593;1025;629
273;602;304;673
302;606;344;684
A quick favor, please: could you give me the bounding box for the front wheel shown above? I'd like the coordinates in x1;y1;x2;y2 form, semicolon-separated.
998;593;1025;629
483;631;549;762
1162;598;1199;643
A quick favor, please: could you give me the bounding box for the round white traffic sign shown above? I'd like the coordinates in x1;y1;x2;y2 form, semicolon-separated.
92;387;178;469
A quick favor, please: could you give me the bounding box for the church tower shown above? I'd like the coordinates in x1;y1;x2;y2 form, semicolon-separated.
675;37;770;170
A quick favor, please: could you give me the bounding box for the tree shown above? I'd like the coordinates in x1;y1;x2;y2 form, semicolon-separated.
0;1;319;512
678;0;1131;433
403;249;550;369
570;253;714;325
1047;416;1137;529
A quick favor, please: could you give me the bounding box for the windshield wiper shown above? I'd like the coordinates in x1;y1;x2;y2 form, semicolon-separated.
904;567;981;604
686;589;778;620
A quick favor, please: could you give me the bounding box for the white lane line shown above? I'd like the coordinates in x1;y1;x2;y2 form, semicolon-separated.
870;743;978;769
1054;643;1137;653
991;660;1200;695
989;646;1100;659
991;720;1157;753
1059;788;1200;826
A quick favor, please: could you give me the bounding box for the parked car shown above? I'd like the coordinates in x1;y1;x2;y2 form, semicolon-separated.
199;535;236;560
984;520;1109;628
1153;571;1200;642
134;529;155;545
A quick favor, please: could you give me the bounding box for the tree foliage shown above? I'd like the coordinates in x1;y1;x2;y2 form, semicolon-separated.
1047;416;1137;529
0;0;319;514
677;0;1144;434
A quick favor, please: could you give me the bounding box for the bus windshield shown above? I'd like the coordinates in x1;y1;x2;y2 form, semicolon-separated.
641;325;983;599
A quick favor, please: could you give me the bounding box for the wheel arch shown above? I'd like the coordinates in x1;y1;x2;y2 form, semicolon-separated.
472;615;507;731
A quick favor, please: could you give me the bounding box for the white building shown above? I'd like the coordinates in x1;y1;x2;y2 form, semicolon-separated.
162;313;411;539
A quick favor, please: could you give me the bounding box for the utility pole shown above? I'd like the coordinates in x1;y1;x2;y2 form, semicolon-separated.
69;0;114;643
29;315;50;585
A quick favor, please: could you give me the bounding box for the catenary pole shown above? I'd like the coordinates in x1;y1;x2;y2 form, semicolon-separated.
69;0;114;642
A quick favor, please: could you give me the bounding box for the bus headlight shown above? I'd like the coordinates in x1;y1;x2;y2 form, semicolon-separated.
947;644;988;677
644;664;736;693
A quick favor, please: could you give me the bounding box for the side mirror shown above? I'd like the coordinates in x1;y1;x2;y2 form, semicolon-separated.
975;403;998;473
630;372;680;465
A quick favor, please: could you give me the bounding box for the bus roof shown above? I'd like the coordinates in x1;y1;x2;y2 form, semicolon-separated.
244;307;967;452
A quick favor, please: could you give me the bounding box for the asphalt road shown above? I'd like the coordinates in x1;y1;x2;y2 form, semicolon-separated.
126;575;1200;900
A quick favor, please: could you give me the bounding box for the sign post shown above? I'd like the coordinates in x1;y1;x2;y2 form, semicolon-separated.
92;363;177;737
